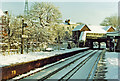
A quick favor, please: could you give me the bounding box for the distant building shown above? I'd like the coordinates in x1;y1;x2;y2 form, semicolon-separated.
0;9;5;42
65;19;71;25
0;9;5;17
0;9;7;51
61;19;79;31
59;20;79;40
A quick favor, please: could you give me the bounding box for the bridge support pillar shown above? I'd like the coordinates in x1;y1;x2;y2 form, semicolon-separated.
109;39;113;51
106;41;108;48
116;38;120;51
98;42;101;49
90;41;93;49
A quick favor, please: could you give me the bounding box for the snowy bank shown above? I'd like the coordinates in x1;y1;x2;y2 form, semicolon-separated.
0;48;88;67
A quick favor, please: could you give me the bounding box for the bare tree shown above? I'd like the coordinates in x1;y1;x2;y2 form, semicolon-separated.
100;15;118;27
27;2;62;44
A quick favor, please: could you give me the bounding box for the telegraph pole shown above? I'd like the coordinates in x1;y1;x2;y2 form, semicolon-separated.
23;0;29;53
24;0;29;16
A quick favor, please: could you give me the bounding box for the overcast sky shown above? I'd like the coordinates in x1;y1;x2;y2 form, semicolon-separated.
0;0;119;25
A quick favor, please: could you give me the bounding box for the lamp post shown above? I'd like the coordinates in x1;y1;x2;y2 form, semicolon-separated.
21;19;24;54
4;11;10;54
26;35;29;53
21;19;28;54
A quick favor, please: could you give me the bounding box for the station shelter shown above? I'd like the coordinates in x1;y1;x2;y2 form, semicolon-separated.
72;24;116;50
107;31;120;51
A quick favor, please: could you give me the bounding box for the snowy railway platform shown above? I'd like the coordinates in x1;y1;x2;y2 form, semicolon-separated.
12;50;119;81
105;52;119;80
0;48;88;67
0;47;89;80
0;48;119;80
93;51;119;81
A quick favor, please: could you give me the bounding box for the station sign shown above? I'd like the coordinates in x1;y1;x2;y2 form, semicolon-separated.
86;33;106;39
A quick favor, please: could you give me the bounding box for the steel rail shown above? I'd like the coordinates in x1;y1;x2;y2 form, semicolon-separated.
58;51;99;81
16;50;93;80
86;50;102;80
38;50;96;81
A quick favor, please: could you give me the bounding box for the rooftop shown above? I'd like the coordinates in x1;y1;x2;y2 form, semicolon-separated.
73;24;115;33
0;9;5;17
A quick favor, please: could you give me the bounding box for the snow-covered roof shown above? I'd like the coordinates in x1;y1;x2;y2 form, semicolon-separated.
72;24;86;31
102;26;111;31
69;21;76;24
0;9;5;17
87;25;106;33
0;42;7;45
102;26;115;31
77;25;116;41
73;24;115;33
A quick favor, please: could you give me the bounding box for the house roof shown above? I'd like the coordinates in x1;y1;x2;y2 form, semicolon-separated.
102;26;111;31
102;26;115;31
87;25;106;33
73;24;115;33
72;24;87;31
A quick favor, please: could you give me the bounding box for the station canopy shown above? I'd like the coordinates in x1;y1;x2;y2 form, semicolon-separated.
107;31;120;37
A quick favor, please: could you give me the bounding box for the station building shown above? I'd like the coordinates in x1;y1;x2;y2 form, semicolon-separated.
72;24;116;49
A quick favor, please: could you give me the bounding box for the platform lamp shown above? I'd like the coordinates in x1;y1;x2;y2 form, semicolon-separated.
4;10;10;55
21;18;28;54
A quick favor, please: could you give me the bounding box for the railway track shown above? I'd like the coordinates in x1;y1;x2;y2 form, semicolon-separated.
12;50;103;81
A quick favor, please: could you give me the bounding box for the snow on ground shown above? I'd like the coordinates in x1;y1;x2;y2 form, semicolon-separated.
105;52;119;79
0;48;88;67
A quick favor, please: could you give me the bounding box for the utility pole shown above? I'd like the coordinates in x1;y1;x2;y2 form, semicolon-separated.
24;0;29;53
24;0;29;16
